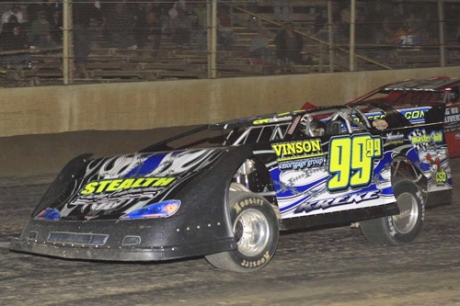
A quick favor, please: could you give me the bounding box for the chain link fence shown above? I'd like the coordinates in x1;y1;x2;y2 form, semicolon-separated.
0;0;459;87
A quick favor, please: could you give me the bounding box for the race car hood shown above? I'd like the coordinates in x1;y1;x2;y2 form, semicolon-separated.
33;147;235;221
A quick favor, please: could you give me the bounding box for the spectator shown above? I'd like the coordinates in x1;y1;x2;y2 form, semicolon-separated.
217;8;235;50
340;3;351;40
192;2;207;50
363;3;385;44
49;9;62;45
246;0;259;21
387;24;421;48
30;11;57;49
0;24;31;68
274;22;304;66
170;3;192;46
1;5;24;30
104;3;133;48
73;0;104;78
315;20;339;43
382;4;404;43
249;28;272;65
313;10;327;35
1;15;20;35
146;8;163;54
128;3;149;50
272;0;292;23
26;1;45;25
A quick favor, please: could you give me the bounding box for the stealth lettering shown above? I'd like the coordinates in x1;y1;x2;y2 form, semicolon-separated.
80;177;175;195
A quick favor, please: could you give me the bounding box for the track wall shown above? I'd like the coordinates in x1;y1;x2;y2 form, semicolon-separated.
1;67;459;137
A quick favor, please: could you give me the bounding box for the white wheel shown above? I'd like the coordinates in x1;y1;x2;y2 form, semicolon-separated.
360;181;425;245
206;190;279;272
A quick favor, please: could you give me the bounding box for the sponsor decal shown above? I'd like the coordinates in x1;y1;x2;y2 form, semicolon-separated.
398;107;430;123
363;107;431;124
278;156;325;170
372;119;388;130
253;110;304;125
445;106;460;123
363;111;385;121
385;132;405;145
327;134;382;191
425;152;448;185
271;139;323;162
294;190;380;213
409;129;443;147
80;177;175;195
435;169;447;184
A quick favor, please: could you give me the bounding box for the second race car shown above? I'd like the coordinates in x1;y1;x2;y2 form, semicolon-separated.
345;76;460;157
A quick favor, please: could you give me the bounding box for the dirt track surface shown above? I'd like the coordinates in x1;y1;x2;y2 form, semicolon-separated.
1;161;460;305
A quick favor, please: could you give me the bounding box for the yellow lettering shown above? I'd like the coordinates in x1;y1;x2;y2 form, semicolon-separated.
141;178;157;187
132;178;145;188
153;177;175;186
79;177;175;195
118;178;134;190
286;143;296;155
105;179;123;192
80;182;98;195
253;118;269;125
96;181;111;193
295;142;303;154
272;144;283;157
311;139;321;152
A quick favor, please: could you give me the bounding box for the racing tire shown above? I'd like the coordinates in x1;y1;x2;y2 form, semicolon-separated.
205;190;279;272
360;180;425;245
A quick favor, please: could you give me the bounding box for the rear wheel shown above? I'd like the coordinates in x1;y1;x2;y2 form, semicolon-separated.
360;180;425;245
205;189;279;272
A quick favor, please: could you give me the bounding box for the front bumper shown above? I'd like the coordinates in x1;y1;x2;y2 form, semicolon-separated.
10;218;236;261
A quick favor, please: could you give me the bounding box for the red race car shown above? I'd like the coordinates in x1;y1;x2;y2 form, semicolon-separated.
304;77;460;157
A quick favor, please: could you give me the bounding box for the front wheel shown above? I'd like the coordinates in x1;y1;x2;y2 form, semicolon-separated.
205;190;279;272
360;180;425;245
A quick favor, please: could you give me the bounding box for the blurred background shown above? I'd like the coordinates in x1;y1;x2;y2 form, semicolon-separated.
0;0;459;87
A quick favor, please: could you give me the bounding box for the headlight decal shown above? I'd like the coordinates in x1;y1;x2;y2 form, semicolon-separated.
119;200;181;220
35;208;61;221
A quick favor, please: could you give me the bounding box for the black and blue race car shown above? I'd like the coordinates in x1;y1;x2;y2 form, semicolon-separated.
10;103;452;272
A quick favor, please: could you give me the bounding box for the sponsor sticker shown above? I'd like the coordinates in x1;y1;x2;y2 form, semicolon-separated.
372;119;388;130
80;177;175;195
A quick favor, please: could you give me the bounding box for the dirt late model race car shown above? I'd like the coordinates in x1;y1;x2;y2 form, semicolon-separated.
11;103;452;272
345;76;460;157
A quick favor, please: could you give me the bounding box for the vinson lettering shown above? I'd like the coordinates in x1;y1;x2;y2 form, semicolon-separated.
272;140;323;161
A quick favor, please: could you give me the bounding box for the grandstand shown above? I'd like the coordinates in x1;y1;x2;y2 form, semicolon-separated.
0;0;459;87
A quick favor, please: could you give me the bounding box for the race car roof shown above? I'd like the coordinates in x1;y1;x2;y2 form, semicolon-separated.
382;77;460;92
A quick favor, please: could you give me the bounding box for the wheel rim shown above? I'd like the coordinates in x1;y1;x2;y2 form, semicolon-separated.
392;191;419;234
233;208;270;257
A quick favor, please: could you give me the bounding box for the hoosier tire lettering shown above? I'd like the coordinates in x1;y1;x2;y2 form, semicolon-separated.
205;186;279;272
240;251;271;268
233;198;264;214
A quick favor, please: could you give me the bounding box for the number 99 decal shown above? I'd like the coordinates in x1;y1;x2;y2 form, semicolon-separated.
327;134;382;191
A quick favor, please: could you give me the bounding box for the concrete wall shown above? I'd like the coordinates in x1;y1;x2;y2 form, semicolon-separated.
1;66;460;137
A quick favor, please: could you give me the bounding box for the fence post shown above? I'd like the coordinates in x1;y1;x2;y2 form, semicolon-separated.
327;1;334;72
207;0;217;78
62;0;72;84
349;0;356;71
438;0;446;67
